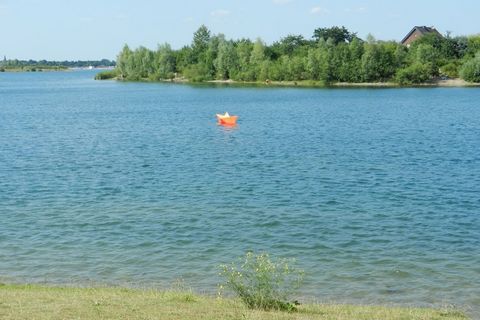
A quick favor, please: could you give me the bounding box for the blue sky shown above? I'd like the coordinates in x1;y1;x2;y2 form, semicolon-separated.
0;0;479;60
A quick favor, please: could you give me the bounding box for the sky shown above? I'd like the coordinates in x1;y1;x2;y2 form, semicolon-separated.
0;0;479;61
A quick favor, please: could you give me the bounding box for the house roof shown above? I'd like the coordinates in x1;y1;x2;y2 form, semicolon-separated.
401;26;442;44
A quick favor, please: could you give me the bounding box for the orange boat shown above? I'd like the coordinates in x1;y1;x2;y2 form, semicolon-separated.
216;112;238;125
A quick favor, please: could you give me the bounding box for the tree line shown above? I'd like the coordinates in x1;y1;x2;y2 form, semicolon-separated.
0;59;115;72
108;25;480;84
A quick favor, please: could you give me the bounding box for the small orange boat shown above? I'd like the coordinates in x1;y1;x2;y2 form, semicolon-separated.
216;112;238;125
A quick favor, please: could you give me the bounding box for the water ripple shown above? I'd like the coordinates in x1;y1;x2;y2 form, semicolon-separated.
0;72;479;316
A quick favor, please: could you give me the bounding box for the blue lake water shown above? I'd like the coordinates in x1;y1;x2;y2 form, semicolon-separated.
1;71;479;315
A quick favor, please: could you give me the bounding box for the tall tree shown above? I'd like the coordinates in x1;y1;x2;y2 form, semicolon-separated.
116;44;132;79
233;39;253;80
192;25;211;63
155;43;176;79
214;38;237;79
250;38;267;80
313;26;357;44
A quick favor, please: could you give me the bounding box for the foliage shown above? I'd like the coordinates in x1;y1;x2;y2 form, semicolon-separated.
183;63;209;82
313;26;358;44
440;61;460;78
361;41;397;81
154;43;176;79
395;62;433;84
459;53;480;82
465;35;480;57
219;252;304;311
192;24;211;64
94;69;117;80
271;35;311;57
106;25;480;85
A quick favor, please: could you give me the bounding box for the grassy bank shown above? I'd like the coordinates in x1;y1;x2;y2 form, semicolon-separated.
0;284;467;320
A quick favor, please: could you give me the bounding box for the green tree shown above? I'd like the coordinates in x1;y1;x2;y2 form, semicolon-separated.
214;38;238;79
460;53;480;82
317;39;335;82
306;47;321;80
250;38;267;80
175;46;194;74
204;34;222;79
154;43;176;79
413;43;440;76
361;42;396;82
394;45;408;69
133;46;154;79
116;44;132;79
346;38;364;82
466;35;480;57
107;24;480;85
271;34;310;57
313;26;358;44
232;39;253;80
192;25;211;64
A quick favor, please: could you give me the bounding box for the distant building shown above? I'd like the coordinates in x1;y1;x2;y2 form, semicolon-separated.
401;26;442;47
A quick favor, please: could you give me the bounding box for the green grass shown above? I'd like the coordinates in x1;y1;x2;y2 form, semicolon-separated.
0;284;468;320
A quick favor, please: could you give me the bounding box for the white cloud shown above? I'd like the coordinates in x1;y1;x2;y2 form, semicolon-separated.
211;9;230;17
310;6;330;15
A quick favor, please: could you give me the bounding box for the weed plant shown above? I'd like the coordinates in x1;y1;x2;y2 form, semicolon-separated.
219;252;304;311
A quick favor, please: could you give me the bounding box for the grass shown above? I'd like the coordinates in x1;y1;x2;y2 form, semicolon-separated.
0;284;468;320
94;69;118;80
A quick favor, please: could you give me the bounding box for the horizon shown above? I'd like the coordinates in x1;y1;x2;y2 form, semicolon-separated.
1;0;479;61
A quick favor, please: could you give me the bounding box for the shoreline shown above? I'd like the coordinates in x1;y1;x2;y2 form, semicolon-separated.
0;284;468;319
205;78;480;88
101;75;480;88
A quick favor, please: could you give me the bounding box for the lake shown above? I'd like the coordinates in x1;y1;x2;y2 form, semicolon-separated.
0;71;479;315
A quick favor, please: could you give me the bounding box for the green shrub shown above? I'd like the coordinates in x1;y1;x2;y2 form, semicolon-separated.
94;69;118;80
460;54;480;82
440;61;460;78
219;252;304;311
183;64;210;82
395;62;433;84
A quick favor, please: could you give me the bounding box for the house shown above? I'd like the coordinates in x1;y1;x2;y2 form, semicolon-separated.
401;26;442;47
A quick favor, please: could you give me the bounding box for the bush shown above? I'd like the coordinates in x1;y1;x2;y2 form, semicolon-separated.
219;252;304;311
395;62;433;84
439;61;460;78
183;63;210;82
460;54;480;82
95;69;118;80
